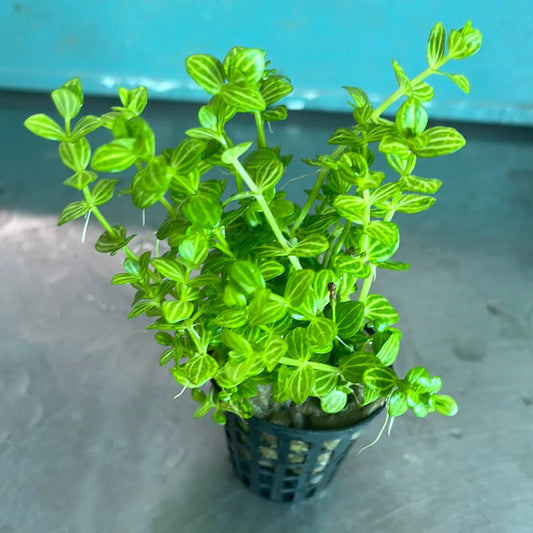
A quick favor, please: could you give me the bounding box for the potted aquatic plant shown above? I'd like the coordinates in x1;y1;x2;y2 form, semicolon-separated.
24;21;481;502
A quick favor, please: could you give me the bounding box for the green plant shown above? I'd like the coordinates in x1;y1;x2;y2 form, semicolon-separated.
25;21;481;426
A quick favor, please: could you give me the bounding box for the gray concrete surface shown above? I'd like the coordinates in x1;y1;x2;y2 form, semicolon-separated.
1;92;532;532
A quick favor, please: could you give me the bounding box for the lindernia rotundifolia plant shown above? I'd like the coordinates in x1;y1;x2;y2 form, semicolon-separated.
25;21;481;426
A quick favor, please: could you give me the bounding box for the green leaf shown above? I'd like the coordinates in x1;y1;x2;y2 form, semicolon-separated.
57;200;89;226
182;194;222;229
128;301;155;318
285;269;315;307
340;353;379;383
366;237;397;262
230;260;265;294
159;348;175;366
212;409;227;425
260;76;293;106
438;72;470;94
192;398;212;420
51;87;82;120
125;86;148;116
313;269;337;309
223;283;248;307
286;328;311;361
151;257;185;282
221;328;253;355
222;83;266;112
255;159;284;190
185;127;224;142
414;126;466;158
328;127;363;146
226;48;266;84
170;138;206;174
291;234;329;258
343;86;372;108
411;82;434;103
95;225;135;255
365;221;399;249
178;232;209;266
263;336;288;372
248;290;287;326
198;105;218;129
363;366;398;396
375;330;401;365
24;114;66;141
378;134;411;158
123;257;140;277
365;294;399;325
222;359;255;386
258;260;285;280
313;371;339;397
307;318;337;349
459;21;482;57
185;54;226;95
447;29;469;59
385;153;415;176
62;78;83;106
376;260;410;271
185;354;219;385
389;390;409;416
132;156;170;208
333;195;367;223
221;141;253;164
362;385;381;406
271;198;294;219
335;301;365;339
162;300;194;323
288;365;315;404
91;178;118;206
401;175;442;194
91;138;137;172
215;308;249;328
392;60;410;90
434;395;459;416
111;273;138;285
320;390;347;414
371;182;401;204
396;98;428;137
333;256;371;278
262;105;288;122
426;22;446;67
405;367;442;393
395;194;436;214
59;138;91;172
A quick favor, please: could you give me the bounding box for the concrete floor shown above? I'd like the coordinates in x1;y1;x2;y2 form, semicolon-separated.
1;91;532;533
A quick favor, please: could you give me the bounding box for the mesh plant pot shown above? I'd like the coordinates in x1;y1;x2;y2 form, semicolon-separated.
224;405;385;503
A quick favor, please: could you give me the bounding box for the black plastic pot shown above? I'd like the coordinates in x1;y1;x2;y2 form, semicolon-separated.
224;404;385;503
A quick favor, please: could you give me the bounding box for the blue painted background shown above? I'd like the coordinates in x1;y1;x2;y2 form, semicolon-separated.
1;0;531;124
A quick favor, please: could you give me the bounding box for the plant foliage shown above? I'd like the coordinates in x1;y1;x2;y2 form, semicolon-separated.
25;22;481;425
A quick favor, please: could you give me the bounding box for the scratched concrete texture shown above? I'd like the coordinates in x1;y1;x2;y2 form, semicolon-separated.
1;91;532;533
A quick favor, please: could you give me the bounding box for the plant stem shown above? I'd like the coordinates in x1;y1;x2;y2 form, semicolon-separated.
185;323;206;355
160;196;175;216
214;229;235;258
254;111;267;149
82;186;138;261
355;57;451;303
324;221;351;268
292;146;345;233
279;356;339;374
356;189;374;303
357;265;376;303
231;159;302;270
371;55;450;119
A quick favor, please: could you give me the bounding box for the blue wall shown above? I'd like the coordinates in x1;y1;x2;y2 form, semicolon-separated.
1;1;531;125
